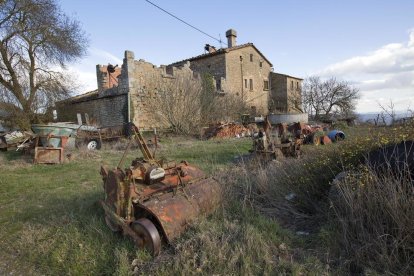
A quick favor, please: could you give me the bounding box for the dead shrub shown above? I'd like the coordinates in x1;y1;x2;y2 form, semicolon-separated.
144;73;249;135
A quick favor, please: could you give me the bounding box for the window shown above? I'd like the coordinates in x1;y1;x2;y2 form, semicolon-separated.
249;79;253;91
296;81;299;89
250;54;253;62
263;80;269;90
259;61;263;68
291;80;294;89
216;79;222;91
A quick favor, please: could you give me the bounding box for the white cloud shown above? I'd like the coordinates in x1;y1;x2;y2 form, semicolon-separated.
89;47;123;65
67;66;97;93
317;29;414;113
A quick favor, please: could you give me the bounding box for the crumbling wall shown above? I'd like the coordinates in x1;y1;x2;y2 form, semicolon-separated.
56;59;128;127
124;51;200;130
96;64;122;92
172;53;226;92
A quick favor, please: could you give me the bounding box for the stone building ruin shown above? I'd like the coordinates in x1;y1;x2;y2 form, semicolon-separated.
56;29;303;129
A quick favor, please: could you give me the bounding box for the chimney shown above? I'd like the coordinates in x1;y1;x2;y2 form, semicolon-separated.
204;44;217;53
226;29;237;48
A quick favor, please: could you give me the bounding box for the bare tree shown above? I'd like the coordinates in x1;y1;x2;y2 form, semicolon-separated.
302;76;359;120
0;0;88;129
378;100;396;125
146;74;204;134
144;73;248;135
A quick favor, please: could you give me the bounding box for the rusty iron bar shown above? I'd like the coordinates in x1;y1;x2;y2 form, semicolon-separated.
117;136;134;169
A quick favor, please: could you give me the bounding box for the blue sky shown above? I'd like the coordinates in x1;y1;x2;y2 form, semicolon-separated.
59;0;414;113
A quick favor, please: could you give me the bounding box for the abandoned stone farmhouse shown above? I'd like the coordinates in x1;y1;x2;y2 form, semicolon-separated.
56;29;303;129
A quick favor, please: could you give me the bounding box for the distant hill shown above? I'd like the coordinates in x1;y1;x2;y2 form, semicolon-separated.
357;111;412;124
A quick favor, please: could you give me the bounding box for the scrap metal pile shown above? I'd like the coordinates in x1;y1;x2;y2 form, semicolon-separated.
250;117;346;160
251;119;303;160
0;123;130;164
202;122;249;139
0;131;34;152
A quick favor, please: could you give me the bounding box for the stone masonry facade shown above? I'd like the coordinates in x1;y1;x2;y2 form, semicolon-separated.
56;51;199;129
56;63;128;127
269;73;303;113
56;29;303;129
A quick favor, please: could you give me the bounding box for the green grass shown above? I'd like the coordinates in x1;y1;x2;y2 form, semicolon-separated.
1;125;412;275
0;137;265;275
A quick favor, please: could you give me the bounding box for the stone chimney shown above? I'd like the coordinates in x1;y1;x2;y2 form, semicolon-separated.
226;29;237;48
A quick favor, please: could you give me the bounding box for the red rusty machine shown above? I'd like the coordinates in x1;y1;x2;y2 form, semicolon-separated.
99;125;221;255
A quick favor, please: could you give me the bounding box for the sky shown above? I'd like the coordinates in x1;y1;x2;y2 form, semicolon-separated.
59;0;414;114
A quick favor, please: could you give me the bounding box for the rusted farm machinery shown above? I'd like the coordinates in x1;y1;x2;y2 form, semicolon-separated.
99;124;221;255
251;118;303;160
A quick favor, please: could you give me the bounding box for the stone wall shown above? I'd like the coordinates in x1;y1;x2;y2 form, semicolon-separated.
171;53;226;92
172;45;273;115
56;51;200;130
56;60;128;127
57;44;303;129
269;73;303;113
286;76;303;113
56;93;128;127
225;45;272;114
124;51;200;130
270;73;288;113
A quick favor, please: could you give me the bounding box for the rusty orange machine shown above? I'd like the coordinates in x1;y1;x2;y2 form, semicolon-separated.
99;125;221;255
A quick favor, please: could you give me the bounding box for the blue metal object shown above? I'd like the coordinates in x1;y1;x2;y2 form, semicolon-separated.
328;130;345;142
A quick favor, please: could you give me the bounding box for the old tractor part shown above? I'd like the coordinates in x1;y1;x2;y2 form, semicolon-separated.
251;125;302;160
34;147;64;164
100;124;221;255
32;134;68;164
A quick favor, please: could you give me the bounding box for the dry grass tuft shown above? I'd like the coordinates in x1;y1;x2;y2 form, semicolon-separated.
128;205;327;275
331;164;414;274
66;147;102;161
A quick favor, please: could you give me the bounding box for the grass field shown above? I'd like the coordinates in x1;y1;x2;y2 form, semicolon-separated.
0;126;413;275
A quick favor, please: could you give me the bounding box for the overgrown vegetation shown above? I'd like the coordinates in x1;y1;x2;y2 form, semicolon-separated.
144;72;248;135
0;125;413;275
332;165;413;274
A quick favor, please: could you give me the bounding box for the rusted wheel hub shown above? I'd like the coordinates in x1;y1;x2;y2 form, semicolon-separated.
131;218;161;256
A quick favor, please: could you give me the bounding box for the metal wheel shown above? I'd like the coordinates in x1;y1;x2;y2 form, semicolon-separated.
105;215;121;232
87;139;99;150
131;218;161;256
312;135;321;146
